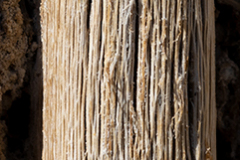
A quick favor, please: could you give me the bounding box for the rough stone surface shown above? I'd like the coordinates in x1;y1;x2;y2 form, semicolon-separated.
0;0;37;159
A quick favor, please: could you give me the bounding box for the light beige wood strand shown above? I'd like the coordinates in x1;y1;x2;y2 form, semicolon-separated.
41;0;216;159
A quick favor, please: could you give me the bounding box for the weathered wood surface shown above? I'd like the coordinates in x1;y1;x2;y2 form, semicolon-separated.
41;0;216;159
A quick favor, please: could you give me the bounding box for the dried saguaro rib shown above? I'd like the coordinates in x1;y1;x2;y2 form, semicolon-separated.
41;0;216;159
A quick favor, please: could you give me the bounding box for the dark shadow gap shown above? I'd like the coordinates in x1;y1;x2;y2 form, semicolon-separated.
5;92;30;160
215;0;240;159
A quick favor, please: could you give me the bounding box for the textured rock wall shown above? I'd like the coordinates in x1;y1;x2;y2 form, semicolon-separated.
0;0;38;159
0;0;29;159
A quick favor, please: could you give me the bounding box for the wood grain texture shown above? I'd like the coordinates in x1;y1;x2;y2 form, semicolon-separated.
41;0;216;159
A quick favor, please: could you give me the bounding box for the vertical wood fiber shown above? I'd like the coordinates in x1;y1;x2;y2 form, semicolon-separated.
41;0;216;159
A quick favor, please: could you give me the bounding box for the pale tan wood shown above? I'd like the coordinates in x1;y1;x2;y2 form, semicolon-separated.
41;0;216;159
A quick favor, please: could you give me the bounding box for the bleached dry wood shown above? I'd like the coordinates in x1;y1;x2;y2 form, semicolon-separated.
41;0;216;159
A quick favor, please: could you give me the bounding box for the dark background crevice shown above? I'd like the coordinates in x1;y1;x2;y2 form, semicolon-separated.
215;0;240;159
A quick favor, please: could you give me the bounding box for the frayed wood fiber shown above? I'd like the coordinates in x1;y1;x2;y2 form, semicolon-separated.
41;0;216;159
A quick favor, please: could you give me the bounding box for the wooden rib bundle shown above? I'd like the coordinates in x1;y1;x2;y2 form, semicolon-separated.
41;0;216;159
